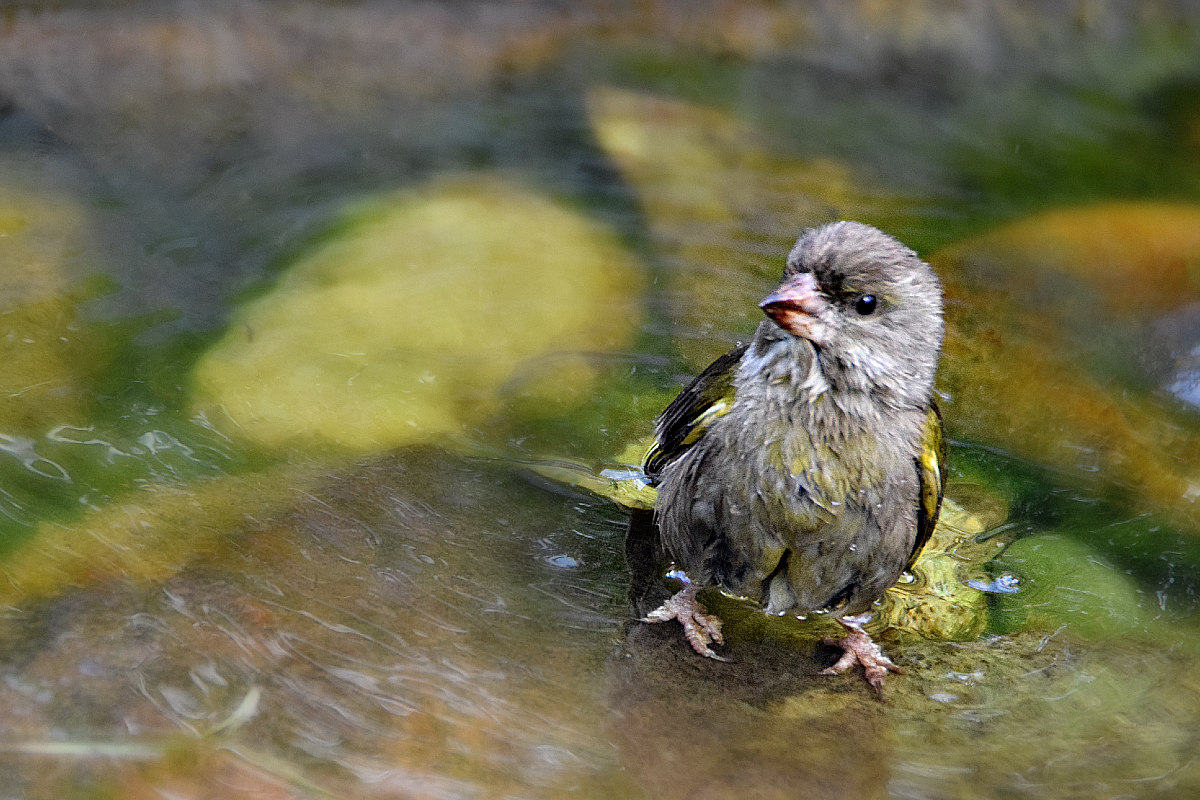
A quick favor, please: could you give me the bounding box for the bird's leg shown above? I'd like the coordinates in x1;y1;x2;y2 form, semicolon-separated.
641;570;729;662
819;614;903;695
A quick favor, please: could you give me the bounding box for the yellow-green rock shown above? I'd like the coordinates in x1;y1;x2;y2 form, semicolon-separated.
191;173;644;451
0;460;332;608
0;181;113;432
0;192;76;307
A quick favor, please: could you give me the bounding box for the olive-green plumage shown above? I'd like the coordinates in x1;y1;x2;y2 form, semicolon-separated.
641;221;946;675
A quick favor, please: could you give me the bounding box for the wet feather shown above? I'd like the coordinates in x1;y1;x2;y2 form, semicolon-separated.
639;221;946;686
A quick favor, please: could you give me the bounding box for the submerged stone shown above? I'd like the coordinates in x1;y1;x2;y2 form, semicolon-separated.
0;183;112;432
989;532;1156;641
0;460;333;608
935;202;1200;316
191;173;644;452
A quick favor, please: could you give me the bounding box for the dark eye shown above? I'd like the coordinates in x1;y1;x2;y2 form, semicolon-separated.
854;294;878;316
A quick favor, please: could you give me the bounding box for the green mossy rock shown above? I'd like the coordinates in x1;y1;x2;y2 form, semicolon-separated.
990;533;1156;640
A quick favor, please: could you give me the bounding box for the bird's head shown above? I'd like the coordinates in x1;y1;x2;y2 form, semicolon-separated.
757;221;944;406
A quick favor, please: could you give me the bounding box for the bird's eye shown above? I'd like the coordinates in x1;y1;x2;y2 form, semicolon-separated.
854;294;878;316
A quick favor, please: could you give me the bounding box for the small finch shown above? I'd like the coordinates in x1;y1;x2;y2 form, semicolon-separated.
635;221;946;693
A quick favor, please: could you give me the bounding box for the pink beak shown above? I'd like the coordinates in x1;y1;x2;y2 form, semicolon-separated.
759;272;825;339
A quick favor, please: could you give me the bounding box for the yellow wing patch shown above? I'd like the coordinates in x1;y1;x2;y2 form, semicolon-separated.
909;402;948;569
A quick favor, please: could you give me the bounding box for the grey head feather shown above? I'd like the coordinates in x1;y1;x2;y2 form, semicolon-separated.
768;221;944;409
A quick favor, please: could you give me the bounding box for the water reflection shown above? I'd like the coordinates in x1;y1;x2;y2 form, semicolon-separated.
0;433;70;482
0;451;638;796
0;2;1199;798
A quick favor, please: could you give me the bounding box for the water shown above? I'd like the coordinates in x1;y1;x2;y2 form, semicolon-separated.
2;3;1200;798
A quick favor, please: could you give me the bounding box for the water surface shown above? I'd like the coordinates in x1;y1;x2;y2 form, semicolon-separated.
1;3;1200;798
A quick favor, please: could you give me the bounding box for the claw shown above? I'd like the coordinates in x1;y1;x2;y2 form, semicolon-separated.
819;618;903;696
641;576;730;662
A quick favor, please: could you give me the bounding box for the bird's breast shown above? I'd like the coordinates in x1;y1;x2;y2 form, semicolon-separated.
706;394;920;615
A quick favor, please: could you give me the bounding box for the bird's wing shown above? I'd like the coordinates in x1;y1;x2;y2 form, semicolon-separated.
907;399;947;569
643;344;748;482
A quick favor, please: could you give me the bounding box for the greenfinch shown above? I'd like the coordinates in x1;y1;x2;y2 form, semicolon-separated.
635;221;946;693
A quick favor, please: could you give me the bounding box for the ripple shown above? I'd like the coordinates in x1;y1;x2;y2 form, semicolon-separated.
0;432;70;481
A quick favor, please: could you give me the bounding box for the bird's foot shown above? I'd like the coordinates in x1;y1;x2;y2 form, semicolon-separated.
641;578;729;662
819;620;903;696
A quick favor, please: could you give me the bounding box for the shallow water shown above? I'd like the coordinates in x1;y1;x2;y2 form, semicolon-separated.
2;2;1200;798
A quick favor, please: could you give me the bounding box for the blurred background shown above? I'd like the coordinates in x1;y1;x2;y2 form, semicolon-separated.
2;1;1200;797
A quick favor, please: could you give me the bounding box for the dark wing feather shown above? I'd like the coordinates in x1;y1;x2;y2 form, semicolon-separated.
907;399;947;570
643;344;747;482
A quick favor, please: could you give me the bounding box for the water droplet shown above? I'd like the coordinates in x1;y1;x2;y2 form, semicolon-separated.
966;573;1021;594
947;670;984;685
665;569;692;585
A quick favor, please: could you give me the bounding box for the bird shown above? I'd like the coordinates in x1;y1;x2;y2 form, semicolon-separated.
633;220;946;693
